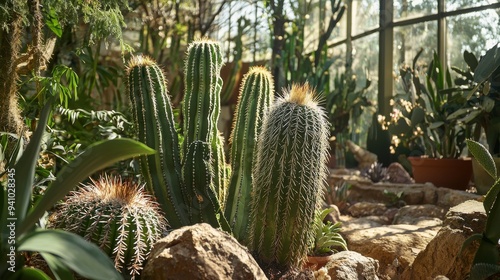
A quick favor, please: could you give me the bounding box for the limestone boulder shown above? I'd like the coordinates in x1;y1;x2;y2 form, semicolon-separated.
393;204;446;226
348;202;387;217
401;200;486;280
343;224;440;280
143;223;267;280
324;251;380;280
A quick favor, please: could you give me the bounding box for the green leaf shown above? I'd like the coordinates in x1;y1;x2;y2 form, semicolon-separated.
14;100;52;224
464;50;478;71
40;253;75;280
470;263;500;280
483;181;500;214
43;7;62;38
18;138;155;235
474;45;500;83
14;267;52;280
18;229;123;280
467;139;497;180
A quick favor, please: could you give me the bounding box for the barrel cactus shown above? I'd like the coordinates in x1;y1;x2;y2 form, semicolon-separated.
48;174;167;279
224;66;274;241
246;83;330;269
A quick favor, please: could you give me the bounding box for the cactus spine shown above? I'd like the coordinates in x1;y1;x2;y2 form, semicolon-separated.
49;175;167;279
246;84;329;268
127;56;188;228
224;66;274;241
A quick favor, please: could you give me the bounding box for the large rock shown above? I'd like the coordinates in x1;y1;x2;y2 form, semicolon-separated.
143;223;267;280
343;224;439;280
401;200;486;280
324;251;380;280
393;204;446;226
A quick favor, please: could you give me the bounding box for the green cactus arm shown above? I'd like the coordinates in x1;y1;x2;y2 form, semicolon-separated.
182;39;224;151
213;133;229;207
183;140;231;232
224;66;274;241
127;56;188;228
247;84;329;268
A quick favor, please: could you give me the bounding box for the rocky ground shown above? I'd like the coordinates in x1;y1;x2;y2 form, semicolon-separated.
142;170;486;280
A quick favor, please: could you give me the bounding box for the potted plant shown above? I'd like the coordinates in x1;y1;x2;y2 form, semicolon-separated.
305;208;348;270
325;66;374;168
448;44;500;194
382;49;473;190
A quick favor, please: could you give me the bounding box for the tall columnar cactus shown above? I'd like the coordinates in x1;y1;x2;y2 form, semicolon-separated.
224;66;274;241
182;39;228;206
127;40;231;231
126;56;188;228
246;84;329;268
49;175;167;279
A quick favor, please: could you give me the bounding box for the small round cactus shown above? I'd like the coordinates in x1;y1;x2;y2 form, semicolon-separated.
48;174;167;279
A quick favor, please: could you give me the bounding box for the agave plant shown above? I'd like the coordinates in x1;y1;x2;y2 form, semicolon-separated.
361;162;388;183
49;174;167;279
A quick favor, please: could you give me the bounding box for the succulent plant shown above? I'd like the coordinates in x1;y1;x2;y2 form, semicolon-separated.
308;208;348;256
361;162;388;183
127;39;231;231
246;84;329;269
48;174;167;279
127;55;187;228
224;66;274;241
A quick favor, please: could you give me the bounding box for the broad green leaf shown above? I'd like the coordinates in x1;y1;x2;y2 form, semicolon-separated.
14;267;52;280
474;45;500;83
483;181;500;213
14;100;52;224
467;139;496;180
18;138;155;235
18;229;123;280
40;253;75;280
460;233;482;254
464;50;478;71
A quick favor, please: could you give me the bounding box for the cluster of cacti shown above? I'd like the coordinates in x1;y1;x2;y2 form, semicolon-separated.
127;39;329;270
48;174;167;279
246;84;330;268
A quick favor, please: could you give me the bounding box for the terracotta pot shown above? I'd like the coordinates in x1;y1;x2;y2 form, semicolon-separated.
408;157;472;190
303;254;334;270
472;156;500;195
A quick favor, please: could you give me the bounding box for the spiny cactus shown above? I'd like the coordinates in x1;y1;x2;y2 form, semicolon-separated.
224;66;274;241
126;55;187;228
247;84;329;269
361;162;388;183
183;39;229;207
48;174;167;279
127;40;231;231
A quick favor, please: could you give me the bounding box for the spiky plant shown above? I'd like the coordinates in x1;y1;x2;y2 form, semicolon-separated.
361;162;388;183
48;174;167;279
127;39;231;231
225;66;274;241
127;55;187;228
247;83;329;269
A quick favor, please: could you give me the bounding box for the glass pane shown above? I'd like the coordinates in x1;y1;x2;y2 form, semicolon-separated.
394;0;437;20
352;0;379;36
447;0;498;11
447;9;500;72
351;33;379;146
393;21;438;72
